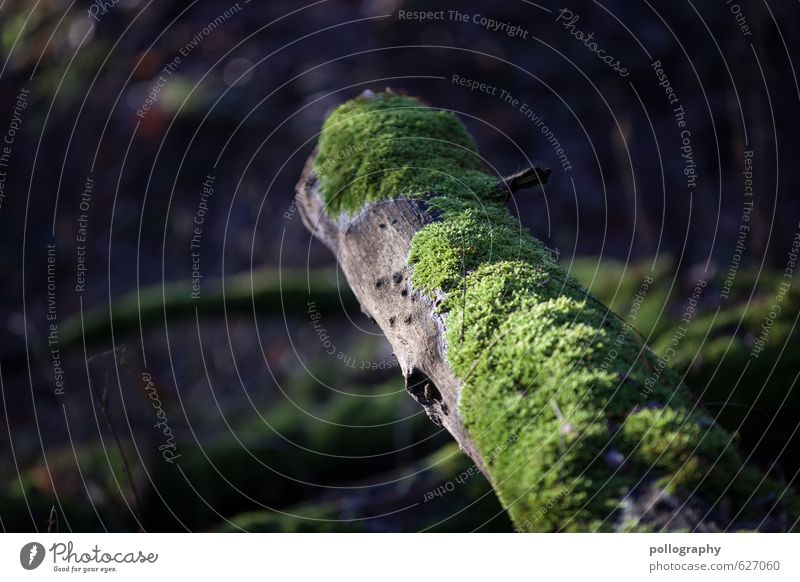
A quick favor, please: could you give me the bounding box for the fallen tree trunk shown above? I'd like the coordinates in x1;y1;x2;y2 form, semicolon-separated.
296;90;798;532
59;269;355;349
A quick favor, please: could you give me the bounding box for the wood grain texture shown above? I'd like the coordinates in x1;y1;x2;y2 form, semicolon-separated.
296;154;487;476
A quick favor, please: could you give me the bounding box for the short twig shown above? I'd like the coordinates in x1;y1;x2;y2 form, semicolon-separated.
46;504;57;533
91;370;145;531
495;164;552;197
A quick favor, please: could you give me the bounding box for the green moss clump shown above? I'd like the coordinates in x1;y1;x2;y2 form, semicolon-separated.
315;92;798;531
315;93;497;216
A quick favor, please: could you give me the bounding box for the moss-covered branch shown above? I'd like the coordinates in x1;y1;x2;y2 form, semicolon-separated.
297;90;798;531
56;269;356;350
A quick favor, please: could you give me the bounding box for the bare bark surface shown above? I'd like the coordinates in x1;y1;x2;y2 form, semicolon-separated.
296;155;487;473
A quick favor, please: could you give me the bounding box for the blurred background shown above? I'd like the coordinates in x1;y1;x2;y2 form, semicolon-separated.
0;0;798;532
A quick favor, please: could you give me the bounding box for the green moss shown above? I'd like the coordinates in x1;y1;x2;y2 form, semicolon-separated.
315;93;497;216
216;443;513;532
569;258;800;476
568;257;674;339
656;284;800;475
316;92;799;531
217;503;357;533
619;408;763;497
144;378;446;531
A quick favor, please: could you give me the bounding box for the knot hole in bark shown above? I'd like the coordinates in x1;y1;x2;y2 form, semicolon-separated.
405;367;448;425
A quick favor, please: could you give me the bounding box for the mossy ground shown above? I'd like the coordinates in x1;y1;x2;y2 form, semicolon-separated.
571;258;800;477
316;92;799;531
216;442;511;533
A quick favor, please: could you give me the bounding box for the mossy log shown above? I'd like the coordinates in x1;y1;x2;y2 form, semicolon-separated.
571;258;800;476
216;442;512;533
1;269;356;367
55;269;356;350
141;379;443;531
297;90;799;532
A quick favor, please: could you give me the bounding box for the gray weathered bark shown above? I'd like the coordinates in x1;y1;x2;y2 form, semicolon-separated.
297;154;548;478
